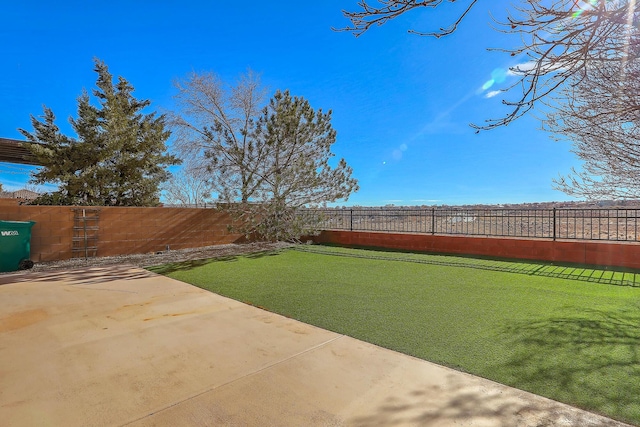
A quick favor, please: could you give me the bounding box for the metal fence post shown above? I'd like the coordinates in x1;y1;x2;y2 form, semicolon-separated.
431;207;435;235
553;207;557;241
350;209;353;231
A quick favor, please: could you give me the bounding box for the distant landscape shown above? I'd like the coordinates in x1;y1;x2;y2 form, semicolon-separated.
314;201;640;242
338;200;640;210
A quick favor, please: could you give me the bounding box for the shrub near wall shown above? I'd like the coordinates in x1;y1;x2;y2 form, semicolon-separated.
0;205;243;262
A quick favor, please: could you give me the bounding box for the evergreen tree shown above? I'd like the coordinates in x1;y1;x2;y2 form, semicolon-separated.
233;90;359;241
254;90;358;210
20;59;179;206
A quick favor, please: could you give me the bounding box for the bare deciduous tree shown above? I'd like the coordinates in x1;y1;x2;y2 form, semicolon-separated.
171;70;267;202
547;54;640;199
339;0;640;130
162;161;214;207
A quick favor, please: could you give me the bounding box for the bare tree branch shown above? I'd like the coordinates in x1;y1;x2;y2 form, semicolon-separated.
162;160;214;207
336;0;478;38
338;0;640;130
546;49;640;199
170;70;267;203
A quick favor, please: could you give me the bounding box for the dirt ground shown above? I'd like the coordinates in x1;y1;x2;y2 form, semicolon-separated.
21;241;294;274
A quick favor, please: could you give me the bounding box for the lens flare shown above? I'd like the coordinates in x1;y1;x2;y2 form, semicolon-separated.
482;79;495;91
491;68;507;83
571;0;599;19
480;68;509;93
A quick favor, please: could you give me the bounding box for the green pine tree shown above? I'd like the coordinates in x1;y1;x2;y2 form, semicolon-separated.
20;59;180;206
233;90;359;241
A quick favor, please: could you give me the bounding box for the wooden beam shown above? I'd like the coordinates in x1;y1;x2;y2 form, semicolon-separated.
0;138;42;166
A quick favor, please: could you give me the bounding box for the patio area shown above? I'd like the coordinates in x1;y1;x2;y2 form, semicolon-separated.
0;265;629;426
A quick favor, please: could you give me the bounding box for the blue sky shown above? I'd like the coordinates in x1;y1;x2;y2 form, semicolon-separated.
1;1;580;206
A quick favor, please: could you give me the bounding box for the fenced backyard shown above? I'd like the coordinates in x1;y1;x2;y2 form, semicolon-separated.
308;207;640;242
6;203;640;264
152;245;640;425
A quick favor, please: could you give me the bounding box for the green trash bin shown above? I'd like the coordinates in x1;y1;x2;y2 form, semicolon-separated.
0;221;36;272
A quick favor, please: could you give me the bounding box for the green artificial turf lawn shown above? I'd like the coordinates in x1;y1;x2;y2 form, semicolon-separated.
149;246;640;425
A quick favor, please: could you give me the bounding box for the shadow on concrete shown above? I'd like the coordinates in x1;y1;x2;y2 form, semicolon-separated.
350;372;629;426
296;245;640;288
0;265;158;286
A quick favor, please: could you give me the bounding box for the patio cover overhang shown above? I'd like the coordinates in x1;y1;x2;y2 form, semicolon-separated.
0;138;41;166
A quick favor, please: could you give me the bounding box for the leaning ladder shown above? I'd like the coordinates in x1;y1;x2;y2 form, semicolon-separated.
72;208;100;259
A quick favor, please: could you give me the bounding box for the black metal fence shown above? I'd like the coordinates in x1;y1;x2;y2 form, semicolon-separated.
307;208;640;242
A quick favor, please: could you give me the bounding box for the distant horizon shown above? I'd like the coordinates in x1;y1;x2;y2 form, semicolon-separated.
0;162;580;207
1;180;617;208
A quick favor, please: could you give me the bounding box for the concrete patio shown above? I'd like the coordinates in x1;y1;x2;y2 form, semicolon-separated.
0;265;630;426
